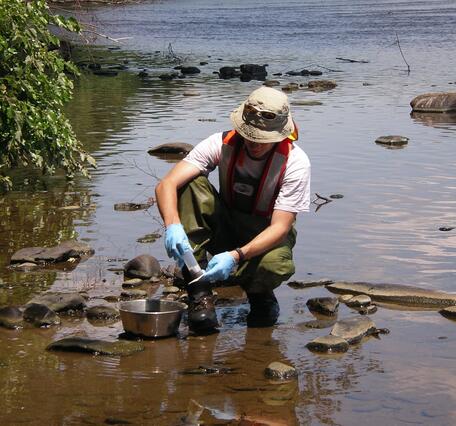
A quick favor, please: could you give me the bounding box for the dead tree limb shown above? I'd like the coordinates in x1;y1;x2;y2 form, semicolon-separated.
395;32;410;74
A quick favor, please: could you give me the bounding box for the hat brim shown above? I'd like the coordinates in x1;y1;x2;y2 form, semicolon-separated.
230;102;295;144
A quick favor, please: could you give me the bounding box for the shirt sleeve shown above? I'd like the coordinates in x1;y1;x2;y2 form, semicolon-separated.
274;145;311;213
183;132;223;175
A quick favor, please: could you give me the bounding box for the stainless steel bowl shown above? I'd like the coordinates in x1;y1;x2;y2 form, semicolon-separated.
119;299;187;337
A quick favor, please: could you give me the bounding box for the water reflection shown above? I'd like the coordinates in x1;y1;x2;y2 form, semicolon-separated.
411;111;456;129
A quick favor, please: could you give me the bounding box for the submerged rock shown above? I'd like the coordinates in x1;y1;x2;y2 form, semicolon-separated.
148;142;193;156
327;281;456;308
282;83;299;92
307;80;337;92
299;318;337;329
124;254;161;280
291;100;323;106
264;362;298;381
410;92;456;113
183;90;201;96
287;279;333;289
181;365;236;375
0;306;23;329
306;297;339;316
114;202;153;211
306;335;349;353
10;240;94;265
23;303;60;327
120;289;147;300
330;317;377;344
180;66;201;74
137;233;161;243
29;292;86;313
375;135;409;147
86;305;120;321
263;80;280;87
47;337;144;356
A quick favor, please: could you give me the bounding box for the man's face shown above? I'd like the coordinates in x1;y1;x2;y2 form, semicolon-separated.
244;139;277;159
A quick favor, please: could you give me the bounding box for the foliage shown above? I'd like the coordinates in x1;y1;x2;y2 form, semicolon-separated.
0;0;95;190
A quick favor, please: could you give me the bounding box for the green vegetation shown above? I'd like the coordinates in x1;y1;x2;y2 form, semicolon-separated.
0;0;95;191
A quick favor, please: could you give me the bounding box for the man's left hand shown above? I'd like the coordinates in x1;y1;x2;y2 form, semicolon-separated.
201;252;236;282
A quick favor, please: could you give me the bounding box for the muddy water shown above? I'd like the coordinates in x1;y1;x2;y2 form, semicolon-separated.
1;0;456;424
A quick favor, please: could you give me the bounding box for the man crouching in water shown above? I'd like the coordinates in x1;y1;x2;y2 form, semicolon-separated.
155;86;311;332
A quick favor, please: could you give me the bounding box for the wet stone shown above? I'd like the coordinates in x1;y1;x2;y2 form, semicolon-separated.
287;278;333;289
339;294;354;303
375;135;409;147
264;362;298;381
218;66;240;79
307;80;337;92
299;318;337;329
23;303;60;327
148;142;193;155
113;202;153;211
86;305;120;321
410;92;456;113
330;316;377;344
124;254;161;280
306;335;349;353
306;297;339;316
439;227;454;232
162;286;180;294
29;292;86;313
122;278;144;288
47;337;144;356
439;306;456;320
357;304;378;315
10;240;94;265
282;83;299;92
263;80;280;87
330;194;344;199
0;306;23;329
180;66;201;74
291;100;323;106
120;289;147;300
104;295;120;303
346;295;372;308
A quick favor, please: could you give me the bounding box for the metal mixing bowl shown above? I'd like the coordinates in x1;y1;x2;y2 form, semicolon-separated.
119;299;187;338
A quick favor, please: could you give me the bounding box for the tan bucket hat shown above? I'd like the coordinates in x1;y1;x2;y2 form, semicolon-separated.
230;86;294;144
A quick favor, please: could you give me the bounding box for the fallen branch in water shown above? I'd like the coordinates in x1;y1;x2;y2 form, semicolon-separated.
336;57;369;64
395;32;410;74
311;193;333;212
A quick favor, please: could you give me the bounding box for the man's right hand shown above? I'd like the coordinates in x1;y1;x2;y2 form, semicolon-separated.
164;223;191;264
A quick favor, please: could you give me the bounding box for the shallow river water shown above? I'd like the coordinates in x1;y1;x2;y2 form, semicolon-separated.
1;0;456;424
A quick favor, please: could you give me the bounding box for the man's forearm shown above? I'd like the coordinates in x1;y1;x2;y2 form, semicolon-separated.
155;180;180;227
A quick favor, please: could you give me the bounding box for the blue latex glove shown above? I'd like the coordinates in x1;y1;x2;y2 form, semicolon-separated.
164;224;191;265
201;251;236;282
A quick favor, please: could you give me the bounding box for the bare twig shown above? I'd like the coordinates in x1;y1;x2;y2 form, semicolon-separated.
395;32;410;74
311;193;333;213
336;57;369;64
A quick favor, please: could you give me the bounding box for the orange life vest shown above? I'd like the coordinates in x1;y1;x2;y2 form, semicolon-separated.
219;127;297;217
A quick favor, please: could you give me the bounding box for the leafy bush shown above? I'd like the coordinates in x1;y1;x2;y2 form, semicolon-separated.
0;0;95;190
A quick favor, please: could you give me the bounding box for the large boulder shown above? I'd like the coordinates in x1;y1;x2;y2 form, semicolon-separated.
218;66;241;79
124;254;161;280
10;240;94;265
240;64;267;82
410;92;456;113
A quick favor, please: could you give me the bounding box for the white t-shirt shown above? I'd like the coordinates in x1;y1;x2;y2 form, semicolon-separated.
184;132;311;213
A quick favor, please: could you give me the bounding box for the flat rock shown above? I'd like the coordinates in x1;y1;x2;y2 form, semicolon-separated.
86;305;120;321
29;292;86;312
148;142;193;155
120;289;147;300
327;281;456;308
114;202;153;211
291;100;323;106
122;278;144;288
306;297;339;316
375;135;409;146
330;317;377;344
0;306;23;329
346;295;372;308
10;240;94;265
306;335;349;353
162;286;180;294
307;80;337;92
124;254;161;280
410;92;456;113
439;306;456;320
47;337;144;356
264;362;297;381
263;80;280;87
287;279;333;289
23;303;60;327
